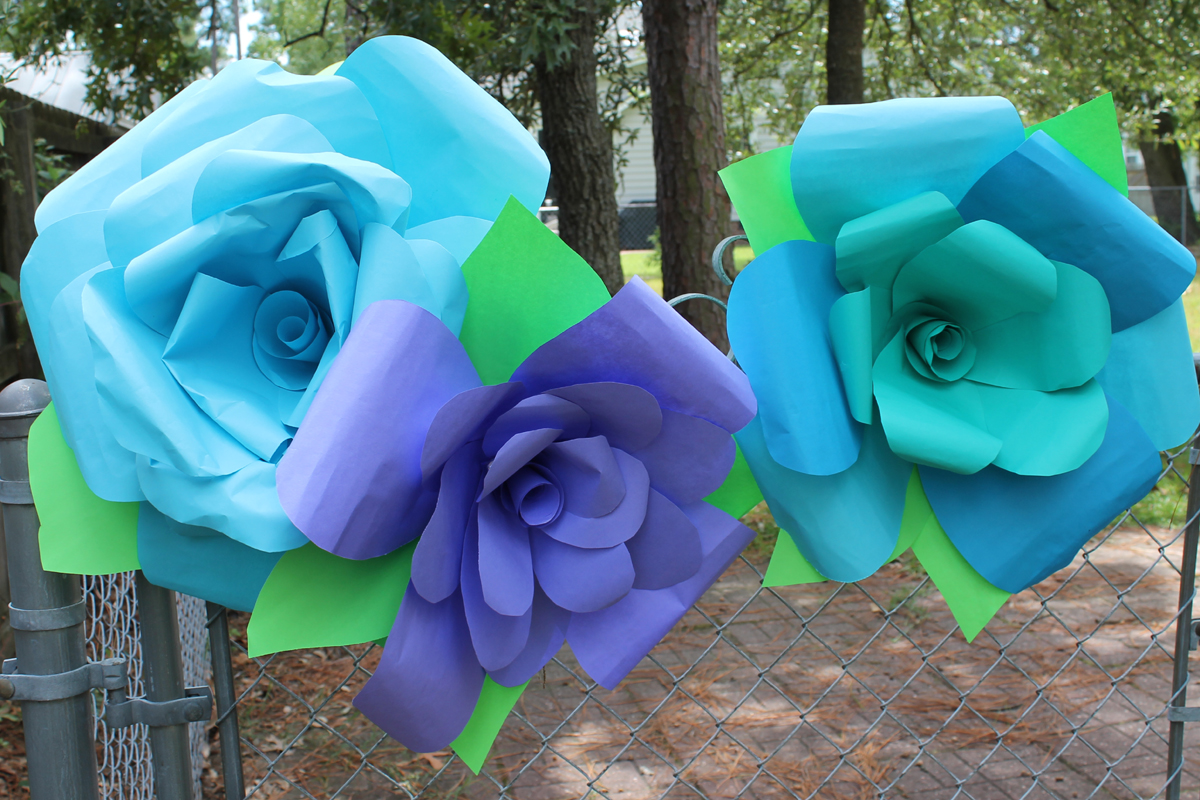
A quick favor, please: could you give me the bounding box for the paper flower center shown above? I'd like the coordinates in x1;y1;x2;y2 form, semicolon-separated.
252;290;331;391
500;465;564;527
902;312;976;382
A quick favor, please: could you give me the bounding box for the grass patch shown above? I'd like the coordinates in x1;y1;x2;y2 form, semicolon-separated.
1179;246;1200;349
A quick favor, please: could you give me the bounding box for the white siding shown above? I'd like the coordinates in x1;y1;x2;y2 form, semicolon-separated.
615;109;656;204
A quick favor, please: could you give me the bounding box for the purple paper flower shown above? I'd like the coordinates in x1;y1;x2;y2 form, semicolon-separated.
276;278;756;751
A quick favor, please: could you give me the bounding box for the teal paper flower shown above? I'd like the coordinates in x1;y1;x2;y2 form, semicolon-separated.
21;36;549;609
721;95;1199;628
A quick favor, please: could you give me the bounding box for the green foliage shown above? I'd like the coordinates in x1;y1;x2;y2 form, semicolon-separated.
34;137;74;198
719;0;1200;156
1;0;208;120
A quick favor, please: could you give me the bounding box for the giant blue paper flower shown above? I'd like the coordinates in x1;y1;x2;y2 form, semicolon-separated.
721;95;1199;604
21;36;549;609
274;273;757;751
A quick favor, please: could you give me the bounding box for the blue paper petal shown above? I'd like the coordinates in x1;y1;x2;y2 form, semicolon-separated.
135;457;306;552
354;585;484;752
726;239;861;475
82;267;258;477
139;58;393;177
736;415;909;582
958;132;1196;331
411;447;479;603
791;97;1024;243
406;216;493;266
336;36;549;225
487;585;569;688
630;410;735;503
1097;298;1200;450
530;531;634;613
567;501;754;689
461;515;532;672
137;503;281;611
22;213;142;501
104;114;336;271
921;396;1161;593
34;80;208;232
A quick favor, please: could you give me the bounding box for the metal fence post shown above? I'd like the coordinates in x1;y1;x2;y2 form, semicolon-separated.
206;602;246;799
135;572;195;799
0;378;100;799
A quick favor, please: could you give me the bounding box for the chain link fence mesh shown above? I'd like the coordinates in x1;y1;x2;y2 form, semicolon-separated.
207;435;1200;799
84;574;211;800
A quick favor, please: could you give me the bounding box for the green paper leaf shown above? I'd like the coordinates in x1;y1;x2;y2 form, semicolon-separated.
459;197;612;385
889;467;929;561
1026;93;1128;196
719;146;814;255
907;473;1010;642
451;677;528;773
704;444;763;519
763;529;827;586
29;402;140;575
247;541;415;657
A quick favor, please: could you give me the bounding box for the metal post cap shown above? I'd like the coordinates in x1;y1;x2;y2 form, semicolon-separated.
0;379;49;417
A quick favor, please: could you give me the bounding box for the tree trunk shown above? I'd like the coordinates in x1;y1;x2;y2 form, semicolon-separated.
642;0;731;348
1139;110;1200;246
0;103;41;382
826;0;865;104
534;9;624;295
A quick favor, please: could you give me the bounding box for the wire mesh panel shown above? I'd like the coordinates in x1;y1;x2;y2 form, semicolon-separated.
84;575;211;800
219;438;1200;799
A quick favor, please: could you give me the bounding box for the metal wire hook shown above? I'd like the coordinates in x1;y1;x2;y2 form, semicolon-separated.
711;234;749;286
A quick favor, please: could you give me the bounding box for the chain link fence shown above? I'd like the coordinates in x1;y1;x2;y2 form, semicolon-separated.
540;204;660;251
208;434;1200;799
83;575;210;800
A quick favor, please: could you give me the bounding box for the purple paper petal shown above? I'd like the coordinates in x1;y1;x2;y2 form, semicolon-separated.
626;489;702;590
567;500;754;689
538;436;625;518
539;450;650;548
420;382;525;481
411;445;480;603
510;278;756;433
480;427;562;498
460;511;533;671
547;382;663;451
632;410;736;505
483;395;590;456
530;531;635;613
477;493;534;616
277;299;479;560
488;585;570;687
506;466;563;527
352;584;484;752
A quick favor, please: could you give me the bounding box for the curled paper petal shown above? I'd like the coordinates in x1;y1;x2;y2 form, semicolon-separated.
511;277;756;434
958;131;1195;331
631;411;737;504
531;532;635;614
726;240;860;475
790;96;1024;244
278;300;482;559
921;397;1160;593
411;447;479;603
461;517;533;672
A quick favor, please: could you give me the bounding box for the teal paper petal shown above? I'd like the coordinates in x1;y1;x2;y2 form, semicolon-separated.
737;414;908;582
892;220;1057;330
726;239;861;476
336;36;550;226
137;503;282;611
958;131;1195;332
828;288;875;424
873;332;1002;474
835;191;963;293
968;261;1111;391
1096;298;1200;450
791;96;1024;243
920;396;1160;593
977;380;1108;476
405;216;493;266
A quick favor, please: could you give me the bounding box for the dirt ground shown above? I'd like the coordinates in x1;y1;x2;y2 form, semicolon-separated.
2;520;1197;800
